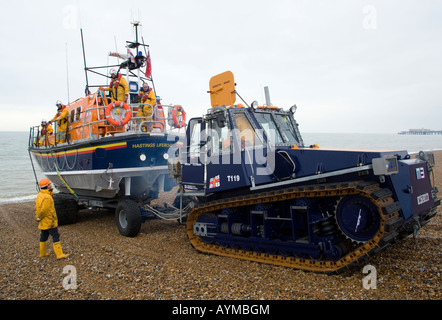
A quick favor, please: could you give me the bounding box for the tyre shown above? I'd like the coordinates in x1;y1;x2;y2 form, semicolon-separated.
115;200;142;237
53;193;78;226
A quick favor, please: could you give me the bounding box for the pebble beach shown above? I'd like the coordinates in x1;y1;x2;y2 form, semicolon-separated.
0;151;440;301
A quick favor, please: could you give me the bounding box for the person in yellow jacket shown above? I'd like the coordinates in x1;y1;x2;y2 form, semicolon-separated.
37;119;54;146
35;178;69;259
136;83;156;132
50;101;69;144
101;69;129;102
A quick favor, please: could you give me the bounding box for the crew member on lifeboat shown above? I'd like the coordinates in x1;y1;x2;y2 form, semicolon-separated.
37;119;53;146
102;68;129;102
136;83;156;132
49;101;69;144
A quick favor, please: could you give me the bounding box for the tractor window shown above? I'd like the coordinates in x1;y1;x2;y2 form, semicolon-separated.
253;112;284;145
210;116;231;155
188;120;202;159
234;113;256;147
273;114;299;144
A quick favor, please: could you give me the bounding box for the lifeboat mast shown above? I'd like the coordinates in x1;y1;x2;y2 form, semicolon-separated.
80;21;152;100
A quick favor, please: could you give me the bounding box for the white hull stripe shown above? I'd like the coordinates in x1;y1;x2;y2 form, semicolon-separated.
43;165;169;176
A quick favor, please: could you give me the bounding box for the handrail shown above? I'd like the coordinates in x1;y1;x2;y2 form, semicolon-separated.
29;101;187;150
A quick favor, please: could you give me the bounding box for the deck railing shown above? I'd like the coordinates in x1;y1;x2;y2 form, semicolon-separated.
29;102;186;149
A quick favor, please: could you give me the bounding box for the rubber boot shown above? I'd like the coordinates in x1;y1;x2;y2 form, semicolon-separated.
39;242;49;258
53;242;69;259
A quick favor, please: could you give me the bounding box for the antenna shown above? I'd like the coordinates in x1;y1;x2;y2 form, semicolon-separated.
80;28;90;95
66;42;70;103
129;20;141;52
114;35;118;54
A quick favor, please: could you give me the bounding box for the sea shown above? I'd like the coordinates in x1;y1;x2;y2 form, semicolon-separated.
2;131;442;205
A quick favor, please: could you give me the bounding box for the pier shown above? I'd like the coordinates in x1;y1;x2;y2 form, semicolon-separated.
398;129;442;135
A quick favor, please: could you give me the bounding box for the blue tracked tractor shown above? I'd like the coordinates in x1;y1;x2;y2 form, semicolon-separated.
173;71;440;273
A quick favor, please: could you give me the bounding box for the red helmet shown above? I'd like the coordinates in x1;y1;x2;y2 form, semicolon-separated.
38;178;52;189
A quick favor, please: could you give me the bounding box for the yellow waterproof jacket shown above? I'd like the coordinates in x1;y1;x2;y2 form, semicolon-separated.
38;124;54;146
136;89;156;117
51;108;69;131
105;75;129;102
139;89;156;106
35;189;58;230
40;124;54;136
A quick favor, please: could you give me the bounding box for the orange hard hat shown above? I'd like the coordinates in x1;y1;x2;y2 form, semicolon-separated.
38;178;52;188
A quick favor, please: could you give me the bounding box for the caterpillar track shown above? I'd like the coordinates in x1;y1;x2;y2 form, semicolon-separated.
187;181;404;274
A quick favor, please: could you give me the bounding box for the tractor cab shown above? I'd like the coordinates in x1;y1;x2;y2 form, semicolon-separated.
181;71;304;196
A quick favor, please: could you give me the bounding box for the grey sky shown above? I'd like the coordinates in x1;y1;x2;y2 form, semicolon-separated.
1;0;441;133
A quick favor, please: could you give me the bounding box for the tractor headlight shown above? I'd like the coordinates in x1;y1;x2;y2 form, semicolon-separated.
372;156;399;175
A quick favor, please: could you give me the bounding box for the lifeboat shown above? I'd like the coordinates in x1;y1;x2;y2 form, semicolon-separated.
28;22;189;236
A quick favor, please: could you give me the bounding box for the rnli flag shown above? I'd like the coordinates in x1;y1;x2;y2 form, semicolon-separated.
145;51;152;79
209;175;220;189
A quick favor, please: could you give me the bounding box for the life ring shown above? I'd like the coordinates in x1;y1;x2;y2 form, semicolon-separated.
105;101;132;127
172;105;186;128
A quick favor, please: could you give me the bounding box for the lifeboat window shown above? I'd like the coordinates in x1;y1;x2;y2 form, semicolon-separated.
76;106;82;122
69;109;75;123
